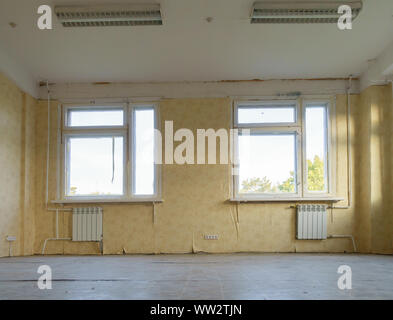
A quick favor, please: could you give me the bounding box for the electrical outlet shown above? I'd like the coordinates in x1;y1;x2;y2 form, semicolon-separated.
204;235;219;240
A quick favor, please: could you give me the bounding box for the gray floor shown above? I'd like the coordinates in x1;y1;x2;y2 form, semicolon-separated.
0;253;392;300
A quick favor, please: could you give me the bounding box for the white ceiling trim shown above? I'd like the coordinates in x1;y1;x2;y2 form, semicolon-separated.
38;79;359;101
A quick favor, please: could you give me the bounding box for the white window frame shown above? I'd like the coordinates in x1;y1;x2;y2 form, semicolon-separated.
60;102;161;202
233;98;335;200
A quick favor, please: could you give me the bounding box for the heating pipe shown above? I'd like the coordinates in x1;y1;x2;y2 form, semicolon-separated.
327;77;357;253
332;76;353;209
42;81;72;255
328;235;357;253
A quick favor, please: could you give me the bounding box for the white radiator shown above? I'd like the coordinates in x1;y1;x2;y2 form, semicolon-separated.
72;207;103;241
296;204;327;240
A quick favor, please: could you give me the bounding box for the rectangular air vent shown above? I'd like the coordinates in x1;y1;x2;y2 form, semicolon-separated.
55;4;162;27
251;1;362;24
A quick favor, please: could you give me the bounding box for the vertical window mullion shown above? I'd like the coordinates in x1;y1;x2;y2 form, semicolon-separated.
125;103;131;198
129;105;135;197
301;99;306;198
122;130;128;199
323;105;328;192
65;136;71;198
153;104;159;197
295;129;302;197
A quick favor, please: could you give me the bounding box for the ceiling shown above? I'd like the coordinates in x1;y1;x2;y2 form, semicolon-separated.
1;0;393;84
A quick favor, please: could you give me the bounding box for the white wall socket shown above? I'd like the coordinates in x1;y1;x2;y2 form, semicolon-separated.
204;235;219;240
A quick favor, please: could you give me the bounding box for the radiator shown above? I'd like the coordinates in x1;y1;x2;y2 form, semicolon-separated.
296;204;327;240
72;207;103;241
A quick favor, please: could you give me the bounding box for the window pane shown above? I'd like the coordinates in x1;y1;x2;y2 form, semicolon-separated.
238;106;295;124
67;136;123;196
134;108;155;195
305;106;327;192
238;134;296;194
68;109;124;127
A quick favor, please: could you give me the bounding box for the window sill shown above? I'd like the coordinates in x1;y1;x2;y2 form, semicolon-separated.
229;197;344;203
51;198;163;204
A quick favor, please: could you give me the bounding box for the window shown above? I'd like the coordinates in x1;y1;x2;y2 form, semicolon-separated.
62;103;159;201
67;136;124;196
238;133;297;195
133;108;156;195
233;99;332;200
67;108;124;127
304;104;328;193
237;104;296;125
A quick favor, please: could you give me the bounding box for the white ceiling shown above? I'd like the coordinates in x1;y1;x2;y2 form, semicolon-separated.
1;0;393;84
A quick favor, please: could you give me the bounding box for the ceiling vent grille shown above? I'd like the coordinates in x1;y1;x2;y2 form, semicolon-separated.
55;4;163;27
251;1;362;24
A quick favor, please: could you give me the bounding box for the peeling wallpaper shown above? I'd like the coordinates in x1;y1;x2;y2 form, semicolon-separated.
0;73;36;257
34;96;359;255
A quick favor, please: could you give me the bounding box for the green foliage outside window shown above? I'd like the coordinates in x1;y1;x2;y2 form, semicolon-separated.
240;155;324;193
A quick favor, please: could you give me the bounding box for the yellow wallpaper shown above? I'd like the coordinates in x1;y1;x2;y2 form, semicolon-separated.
34;96;361;255
0;73;36;257
354;85;393;254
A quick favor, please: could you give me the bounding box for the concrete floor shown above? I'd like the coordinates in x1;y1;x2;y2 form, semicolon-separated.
0;253;392;300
